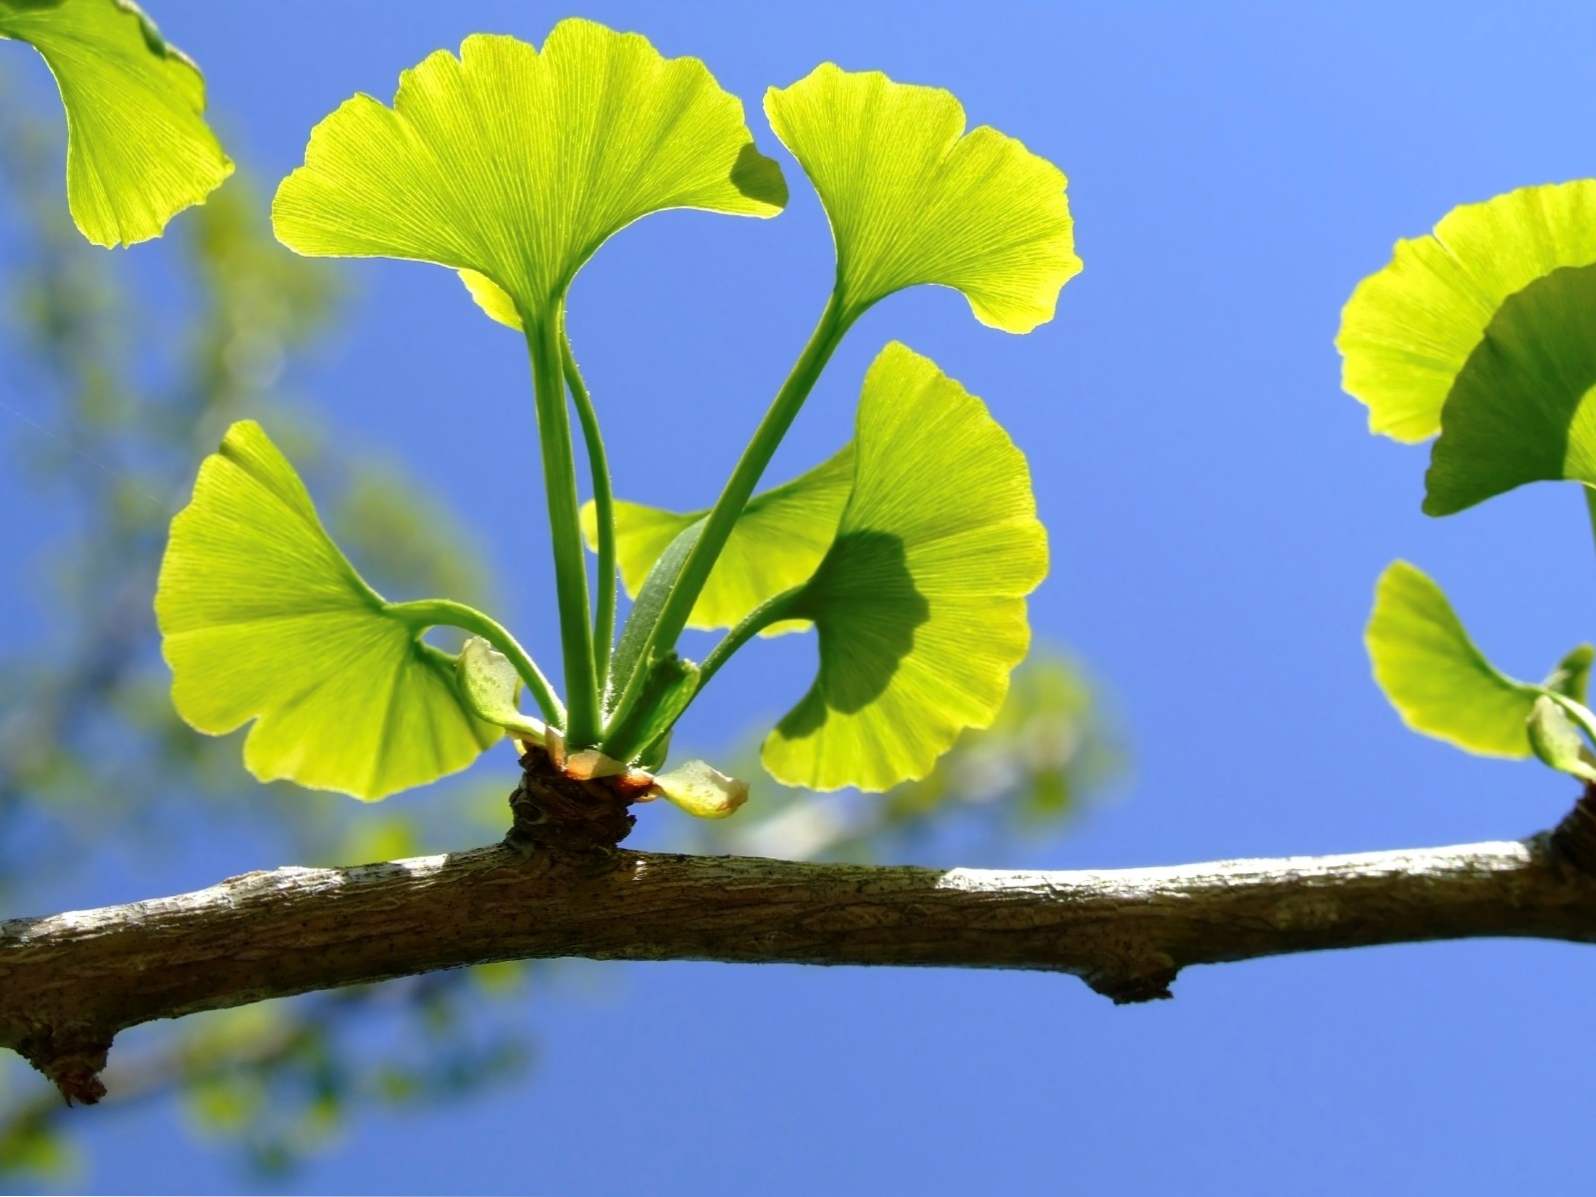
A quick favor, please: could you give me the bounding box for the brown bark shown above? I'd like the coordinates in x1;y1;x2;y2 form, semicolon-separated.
9;759;1596;1104
6;783;1596;1104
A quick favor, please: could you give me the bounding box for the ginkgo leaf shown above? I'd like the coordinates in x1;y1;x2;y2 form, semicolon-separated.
761;342;1048;791
272;18;786;321
1364;560;1540;758
0;0;232;247
457;637;545;742
1544;644;1594;704
460;269;521;329
764;63;1079;333
650;759;749;818
156;420;499;800
1337;180;1596;443
1527;696;1596;784
1424;263;1596;514
583;445;854;637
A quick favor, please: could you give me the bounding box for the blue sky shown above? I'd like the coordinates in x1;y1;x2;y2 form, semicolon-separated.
6;1;1596;1192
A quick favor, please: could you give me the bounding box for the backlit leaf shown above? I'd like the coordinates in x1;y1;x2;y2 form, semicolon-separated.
1337;180;1596;443
0;0;233;246
765;63;1079;332
650;759;748;818
272;18;786;321
156;421;498;800
460;268;521;329
762;342;1048;791
1364;560;1539;757
584;445;854;636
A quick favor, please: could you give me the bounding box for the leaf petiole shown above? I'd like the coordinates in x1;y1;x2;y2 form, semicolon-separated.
525;306;601;745
653;292;852;644
388;597;566;728
694;585;806;697
601;291;853;746
563;334;616;697
606;585;806;764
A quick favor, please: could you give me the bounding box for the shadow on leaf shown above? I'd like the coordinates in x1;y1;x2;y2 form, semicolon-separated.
730;141;789;210
1428;262;1596;514
780;530;929;737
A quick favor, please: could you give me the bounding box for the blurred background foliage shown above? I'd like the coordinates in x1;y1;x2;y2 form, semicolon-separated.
0;92;1122;1185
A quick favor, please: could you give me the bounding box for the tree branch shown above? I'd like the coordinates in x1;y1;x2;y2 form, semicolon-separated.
7;787;1596;1104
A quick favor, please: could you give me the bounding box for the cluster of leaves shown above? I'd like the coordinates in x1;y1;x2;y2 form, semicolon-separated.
0;13;1118;1179
1341;181;1596;779
9;5;1081;815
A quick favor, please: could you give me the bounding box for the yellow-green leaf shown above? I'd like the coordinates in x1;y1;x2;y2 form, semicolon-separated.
1544;643;1594;704
1364;560;1539;758
272;18;786;322
460;269;522;329
765;63;1079;333
155;421;499;800
762;342;1048;791
0;0;232;246
1337;180;1596;443
649;759;749;818
583;445;854;637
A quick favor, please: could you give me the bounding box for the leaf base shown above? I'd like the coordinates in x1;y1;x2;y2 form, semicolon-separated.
505;746;648;853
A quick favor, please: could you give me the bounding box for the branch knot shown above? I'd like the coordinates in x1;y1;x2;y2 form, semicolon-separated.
18;1027;111;1105
505;746;639;854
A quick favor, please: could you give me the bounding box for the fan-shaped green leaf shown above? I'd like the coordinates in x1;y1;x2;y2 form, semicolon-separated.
1337;180;1596;443
271;18;786;320
764;64;1079;333
583;445;854;637
1424;264;1596;514
0;0;232;246
761;342;1048;791
156;421;499;800
1364;560;1540;757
